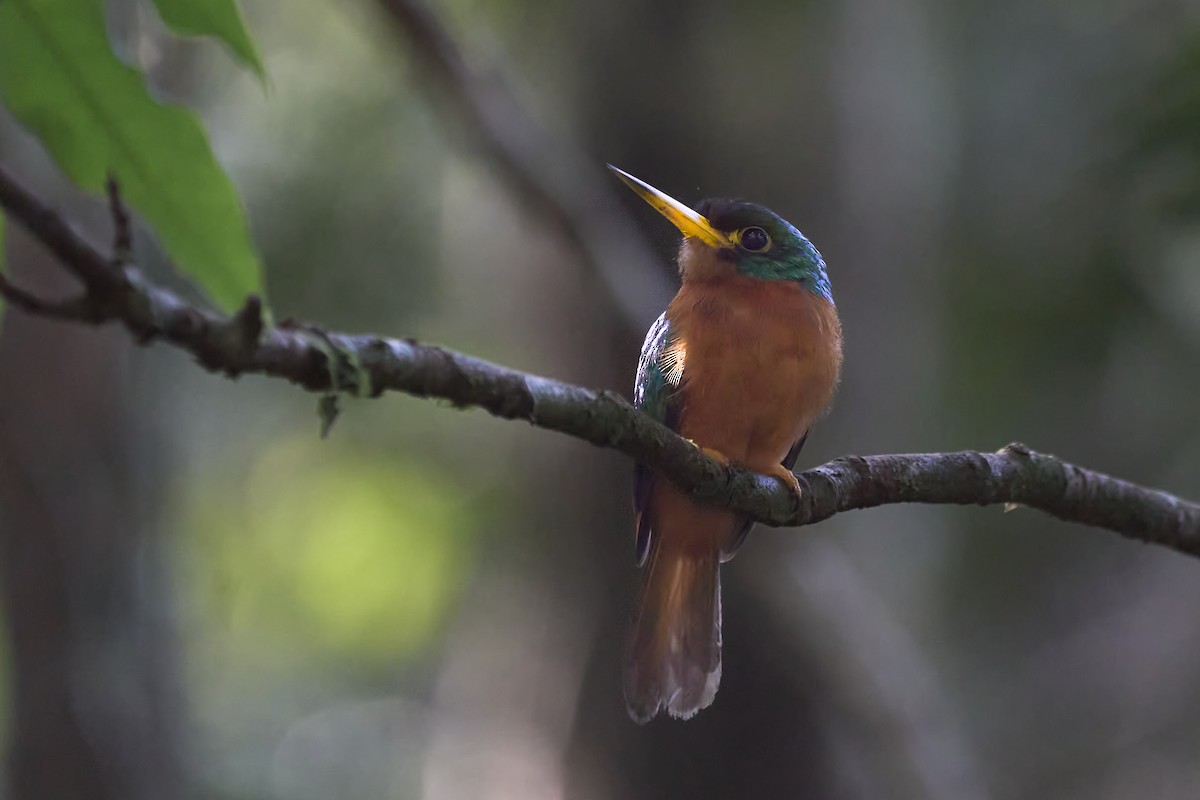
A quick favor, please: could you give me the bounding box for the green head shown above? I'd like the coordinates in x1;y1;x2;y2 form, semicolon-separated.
609;165;832;301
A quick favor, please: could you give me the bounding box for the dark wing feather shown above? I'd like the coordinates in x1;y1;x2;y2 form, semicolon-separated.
721;431;809;561
781;430;810;474
633;313;682;566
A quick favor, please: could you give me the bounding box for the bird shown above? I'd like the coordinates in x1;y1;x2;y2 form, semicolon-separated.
610;165;843;723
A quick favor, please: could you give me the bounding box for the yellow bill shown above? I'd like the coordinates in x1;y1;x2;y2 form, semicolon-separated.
608;165;732;249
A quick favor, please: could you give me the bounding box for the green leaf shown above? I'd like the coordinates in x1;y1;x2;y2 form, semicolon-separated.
147;0;266;81
0;0;265;312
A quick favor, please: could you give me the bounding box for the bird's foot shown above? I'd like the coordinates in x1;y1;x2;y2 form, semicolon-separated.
685;440;732;467
699;446;731;467
765;463;804;498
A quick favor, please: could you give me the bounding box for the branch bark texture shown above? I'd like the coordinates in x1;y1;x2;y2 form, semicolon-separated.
2;165;1199;557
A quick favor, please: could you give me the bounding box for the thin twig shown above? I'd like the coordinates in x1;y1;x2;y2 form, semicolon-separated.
105;174;131;265
0;164;1198;557
0;273;103;322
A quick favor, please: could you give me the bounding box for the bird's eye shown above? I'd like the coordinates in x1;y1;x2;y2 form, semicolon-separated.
739;227;771;252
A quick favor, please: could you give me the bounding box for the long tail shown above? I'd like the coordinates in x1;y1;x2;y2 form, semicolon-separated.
624;542;722;723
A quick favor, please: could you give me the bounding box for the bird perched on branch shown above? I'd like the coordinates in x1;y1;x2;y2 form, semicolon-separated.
611;165;842;723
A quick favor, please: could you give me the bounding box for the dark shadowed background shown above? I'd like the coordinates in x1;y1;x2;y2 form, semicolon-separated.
2;0;1200;798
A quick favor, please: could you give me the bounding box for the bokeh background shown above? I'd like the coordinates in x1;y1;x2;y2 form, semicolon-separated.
3;0;1200;797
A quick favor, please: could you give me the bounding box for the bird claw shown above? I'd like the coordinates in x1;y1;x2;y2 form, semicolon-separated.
686;439;732;467
689;443;801;499
765;463;804;497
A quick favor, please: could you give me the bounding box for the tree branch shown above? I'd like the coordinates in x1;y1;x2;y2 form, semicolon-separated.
2;164;1199;557
0;273;99;321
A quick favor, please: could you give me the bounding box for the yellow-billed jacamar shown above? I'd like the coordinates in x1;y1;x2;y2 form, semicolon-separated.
612;165;843;723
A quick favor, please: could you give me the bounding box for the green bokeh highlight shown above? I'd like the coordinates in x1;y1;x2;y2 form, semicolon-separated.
183;437;476;664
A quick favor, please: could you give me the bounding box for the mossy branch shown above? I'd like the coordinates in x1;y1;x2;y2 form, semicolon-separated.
2;165;1199;556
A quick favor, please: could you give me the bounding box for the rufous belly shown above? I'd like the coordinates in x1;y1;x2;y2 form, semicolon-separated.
646;275;842;555
668;276;842;474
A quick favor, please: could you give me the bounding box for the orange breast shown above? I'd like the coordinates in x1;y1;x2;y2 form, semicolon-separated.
667;276;842;473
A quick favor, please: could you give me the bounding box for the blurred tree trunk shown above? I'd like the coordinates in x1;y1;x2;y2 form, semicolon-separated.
0;218;186;800
569;4;834;798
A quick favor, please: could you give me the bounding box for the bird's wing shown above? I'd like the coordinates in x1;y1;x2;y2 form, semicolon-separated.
781;430;810;474
721;431;809;561
633;312;683;566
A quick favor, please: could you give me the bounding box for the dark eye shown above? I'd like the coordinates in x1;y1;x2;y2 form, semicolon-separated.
740;226;770;252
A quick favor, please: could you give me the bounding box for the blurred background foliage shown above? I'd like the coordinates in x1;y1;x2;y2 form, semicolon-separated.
2;0;1200;798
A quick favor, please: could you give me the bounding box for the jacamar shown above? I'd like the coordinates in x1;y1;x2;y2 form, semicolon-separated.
611;166;843;723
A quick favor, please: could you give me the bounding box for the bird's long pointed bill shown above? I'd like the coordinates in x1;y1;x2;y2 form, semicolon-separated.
608;165;731;249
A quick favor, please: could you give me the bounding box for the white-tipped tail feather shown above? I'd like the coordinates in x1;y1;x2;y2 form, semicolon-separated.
625;546;722;723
